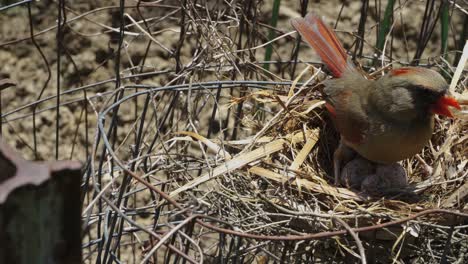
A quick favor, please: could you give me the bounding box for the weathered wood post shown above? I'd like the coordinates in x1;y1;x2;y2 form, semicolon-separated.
0;139;82;264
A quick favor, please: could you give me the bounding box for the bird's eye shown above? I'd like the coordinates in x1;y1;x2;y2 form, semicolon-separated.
413;85;430;92
411;85;441;103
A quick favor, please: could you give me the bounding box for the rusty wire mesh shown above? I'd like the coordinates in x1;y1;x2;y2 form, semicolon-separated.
0;0;467;263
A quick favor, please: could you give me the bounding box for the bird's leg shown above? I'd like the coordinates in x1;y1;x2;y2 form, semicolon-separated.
333;139;356;185
415;154;433;177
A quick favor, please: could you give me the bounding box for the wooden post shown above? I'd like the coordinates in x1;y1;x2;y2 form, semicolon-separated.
0;139;82;264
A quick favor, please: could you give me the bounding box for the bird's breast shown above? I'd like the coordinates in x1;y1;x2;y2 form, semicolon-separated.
345;116;434;164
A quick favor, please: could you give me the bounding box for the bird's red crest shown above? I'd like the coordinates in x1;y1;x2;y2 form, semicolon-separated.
390;68;421;76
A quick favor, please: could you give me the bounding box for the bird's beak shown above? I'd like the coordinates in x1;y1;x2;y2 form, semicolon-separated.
431;96;461;118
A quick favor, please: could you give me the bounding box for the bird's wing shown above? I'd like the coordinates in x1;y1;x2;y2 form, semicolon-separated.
324;78;370;145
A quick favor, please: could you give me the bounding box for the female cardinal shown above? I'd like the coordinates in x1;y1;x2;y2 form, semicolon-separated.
291;13;461;185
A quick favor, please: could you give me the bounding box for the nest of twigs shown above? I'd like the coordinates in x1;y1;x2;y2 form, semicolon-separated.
83;58;465;262
158;61;467;260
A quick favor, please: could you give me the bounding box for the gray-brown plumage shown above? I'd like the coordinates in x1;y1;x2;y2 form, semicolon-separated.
291;13;461;185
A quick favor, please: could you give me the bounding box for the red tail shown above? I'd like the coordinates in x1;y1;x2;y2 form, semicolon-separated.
291;13;355;78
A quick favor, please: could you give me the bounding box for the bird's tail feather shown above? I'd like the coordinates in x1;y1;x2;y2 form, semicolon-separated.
291;13;355;78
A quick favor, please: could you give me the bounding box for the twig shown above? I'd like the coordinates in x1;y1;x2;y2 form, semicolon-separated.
333;217;367;264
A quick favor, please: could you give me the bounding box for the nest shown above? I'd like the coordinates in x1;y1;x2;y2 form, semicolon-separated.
153;65;467;262
88;65;467;263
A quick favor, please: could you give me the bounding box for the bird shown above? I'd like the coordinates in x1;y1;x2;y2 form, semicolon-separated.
291;13;461;185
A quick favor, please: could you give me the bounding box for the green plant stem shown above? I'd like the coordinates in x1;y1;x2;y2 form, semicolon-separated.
440;0;450;80
440;0;449;59
263;0;281;71
375;0;395;66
